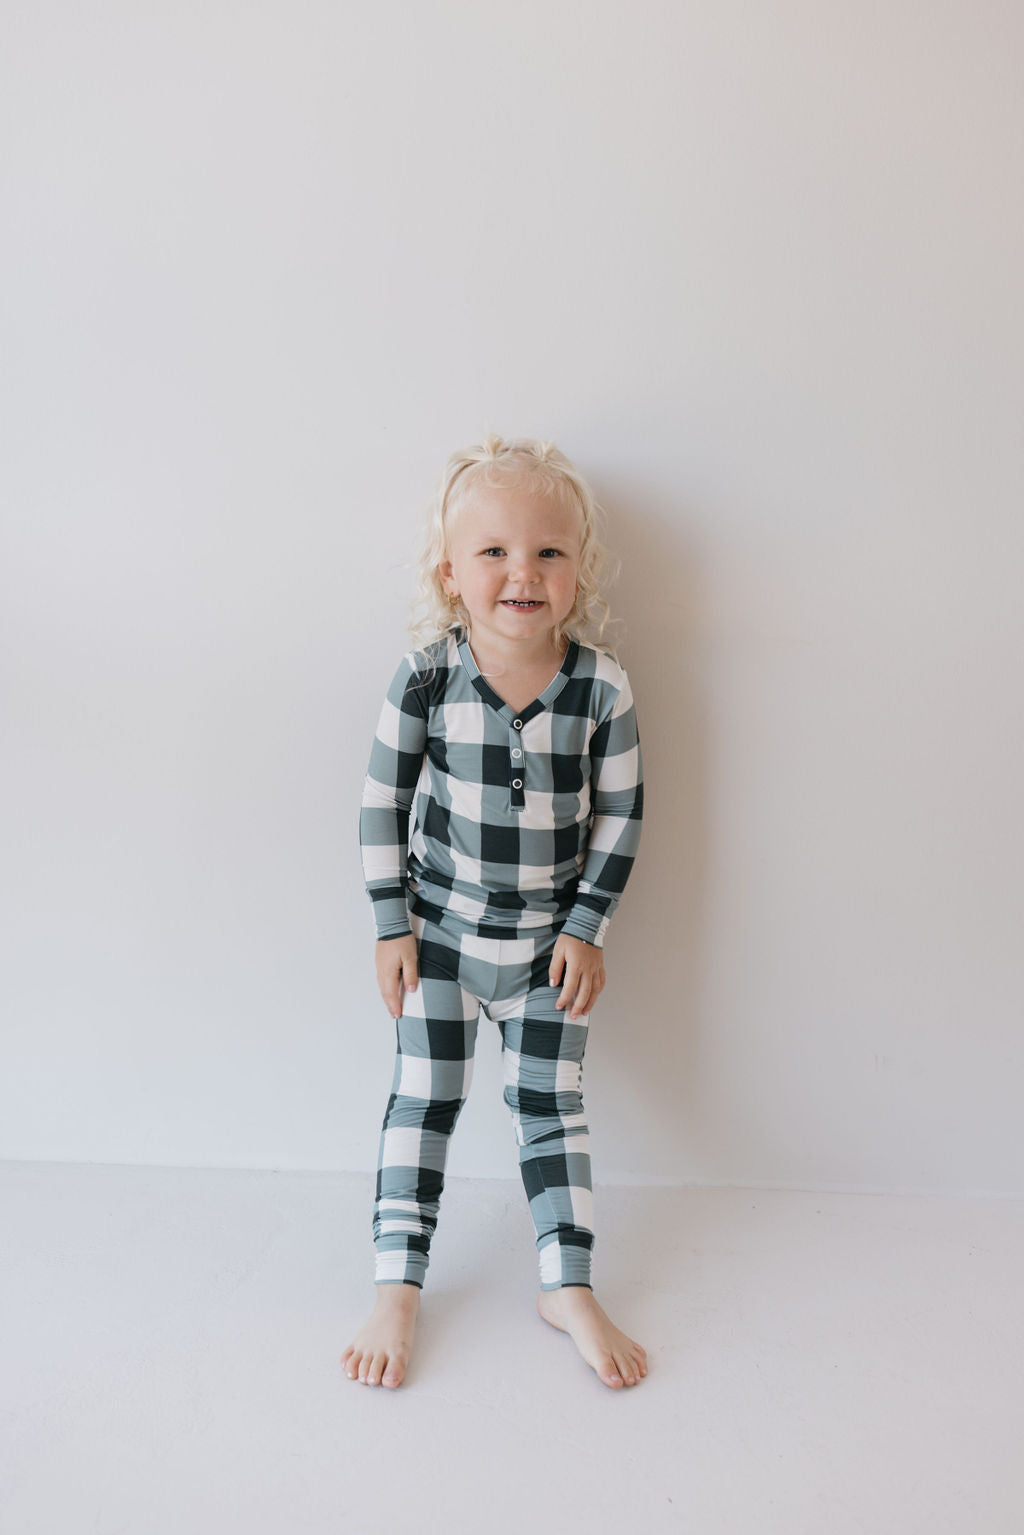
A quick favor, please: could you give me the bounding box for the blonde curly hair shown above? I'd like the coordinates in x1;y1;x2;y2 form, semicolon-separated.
406;433;621;673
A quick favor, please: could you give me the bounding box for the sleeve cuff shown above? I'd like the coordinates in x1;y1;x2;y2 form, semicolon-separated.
560;908;609;947
369;891;413;940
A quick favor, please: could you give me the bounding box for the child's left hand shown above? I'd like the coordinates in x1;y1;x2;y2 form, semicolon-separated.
549;933;606;1019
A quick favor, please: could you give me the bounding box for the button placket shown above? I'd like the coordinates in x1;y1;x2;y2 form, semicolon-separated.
509;717;526;809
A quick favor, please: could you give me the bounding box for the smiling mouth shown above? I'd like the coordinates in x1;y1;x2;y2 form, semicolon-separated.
501;599;543;609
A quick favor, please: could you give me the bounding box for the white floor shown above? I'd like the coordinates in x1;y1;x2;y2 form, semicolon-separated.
2;1163;1022;1534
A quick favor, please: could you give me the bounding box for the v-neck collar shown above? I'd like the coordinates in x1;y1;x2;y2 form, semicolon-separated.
454;625;578;724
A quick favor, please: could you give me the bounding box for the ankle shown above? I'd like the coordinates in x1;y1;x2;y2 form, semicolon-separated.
375;1281;421;1306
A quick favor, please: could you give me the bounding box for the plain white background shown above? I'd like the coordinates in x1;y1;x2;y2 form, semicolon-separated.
2;0;1021;1194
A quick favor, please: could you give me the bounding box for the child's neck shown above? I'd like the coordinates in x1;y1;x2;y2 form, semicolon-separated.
462;627;567;680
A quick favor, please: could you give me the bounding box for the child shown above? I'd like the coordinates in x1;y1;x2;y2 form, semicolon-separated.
341;434;647;1391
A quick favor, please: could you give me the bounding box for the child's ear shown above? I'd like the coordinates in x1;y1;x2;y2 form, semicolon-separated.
438;557;454;588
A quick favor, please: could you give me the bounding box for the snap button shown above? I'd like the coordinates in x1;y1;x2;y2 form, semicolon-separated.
511;748;522;759
512;718;523;730
512;778;523;789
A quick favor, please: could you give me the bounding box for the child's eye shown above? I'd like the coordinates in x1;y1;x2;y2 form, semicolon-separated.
479;546;563;558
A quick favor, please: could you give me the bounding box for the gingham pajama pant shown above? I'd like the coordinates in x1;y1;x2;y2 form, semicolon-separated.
372;908;595;1292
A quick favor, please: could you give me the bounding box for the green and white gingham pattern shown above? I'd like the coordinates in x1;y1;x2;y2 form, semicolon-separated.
359;626;643;948
373;911;597;1291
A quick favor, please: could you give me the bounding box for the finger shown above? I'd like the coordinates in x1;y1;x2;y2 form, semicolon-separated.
556;968;578;1012
549;950;565;988
569;978;591;1018
575;969;605;1017
387;965;406;1018
404;958;419;992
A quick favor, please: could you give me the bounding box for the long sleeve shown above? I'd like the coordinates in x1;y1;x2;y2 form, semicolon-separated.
560;669;644;948
359;653;429;940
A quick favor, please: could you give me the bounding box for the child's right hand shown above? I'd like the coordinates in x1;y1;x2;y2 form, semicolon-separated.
375;935;419;1018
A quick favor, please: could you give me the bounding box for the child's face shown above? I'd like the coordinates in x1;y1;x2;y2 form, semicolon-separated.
438;483;581;655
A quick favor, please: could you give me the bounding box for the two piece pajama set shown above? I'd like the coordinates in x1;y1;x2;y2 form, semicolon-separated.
358;624;643;1292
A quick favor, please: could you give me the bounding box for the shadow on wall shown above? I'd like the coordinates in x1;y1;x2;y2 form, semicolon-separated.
588;472;712;1181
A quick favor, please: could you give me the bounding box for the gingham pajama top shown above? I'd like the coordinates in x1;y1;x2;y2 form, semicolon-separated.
359;625;643;948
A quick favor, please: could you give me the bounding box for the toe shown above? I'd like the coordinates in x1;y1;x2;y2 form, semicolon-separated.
345;1349;362;1379
382;1357;405;1388
614;1350;636;1385
600;1356;624;1388
366;1351;386;1386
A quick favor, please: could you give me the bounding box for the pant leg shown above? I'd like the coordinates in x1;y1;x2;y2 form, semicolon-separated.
372;916;480;1288
487;934;595;1291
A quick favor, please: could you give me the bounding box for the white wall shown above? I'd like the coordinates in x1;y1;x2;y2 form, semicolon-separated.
2;1;1021;1193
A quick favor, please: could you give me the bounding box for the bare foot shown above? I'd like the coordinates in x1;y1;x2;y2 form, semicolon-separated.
536;1286;648;1389
341;1282;421;1388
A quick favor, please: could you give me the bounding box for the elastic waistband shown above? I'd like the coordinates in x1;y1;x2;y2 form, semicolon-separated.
409;894;564;945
